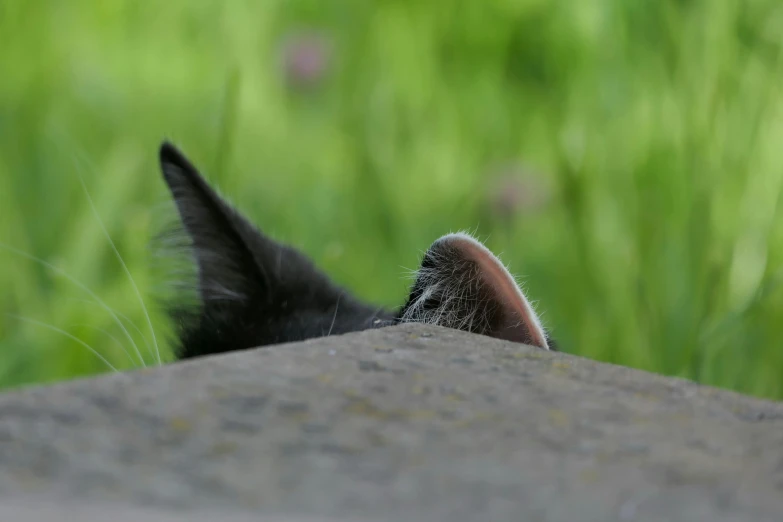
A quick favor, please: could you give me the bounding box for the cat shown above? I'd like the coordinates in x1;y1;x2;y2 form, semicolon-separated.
159;142;556;359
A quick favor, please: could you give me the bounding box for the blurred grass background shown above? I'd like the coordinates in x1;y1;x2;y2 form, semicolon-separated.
1;0;783;398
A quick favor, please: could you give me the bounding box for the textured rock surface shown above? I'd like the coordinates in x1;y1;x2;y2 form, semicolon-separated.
0;323;781;522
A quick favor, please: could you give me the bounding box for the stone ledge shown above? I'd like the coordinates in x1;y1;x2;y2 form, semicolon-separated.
0;323;781;522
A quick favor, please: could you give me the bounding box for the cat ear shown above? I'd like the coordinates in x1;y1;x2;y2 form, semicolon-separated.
158;141;272;303
398;232;550;349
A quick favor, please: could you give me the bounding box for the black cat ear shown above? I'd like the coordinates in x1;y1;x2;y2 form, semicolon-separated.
398;232;550;349
158;141;393;359
158;141;272;303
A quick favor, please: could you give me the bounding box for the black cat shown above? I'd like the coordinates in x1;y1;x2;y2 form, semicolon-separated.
159;142;555;359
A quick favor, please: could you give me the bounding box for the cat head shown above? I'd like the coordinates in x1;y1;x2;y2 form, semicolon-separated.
158;142;555;359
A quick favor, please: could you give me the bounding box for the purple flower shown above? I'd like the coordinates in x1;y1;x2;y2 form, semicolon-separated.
280;30;332;90
486;163;553;222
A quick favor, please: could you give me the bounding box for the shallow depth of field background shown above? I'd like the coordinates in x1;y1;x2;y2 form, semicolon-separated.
1;1;782;398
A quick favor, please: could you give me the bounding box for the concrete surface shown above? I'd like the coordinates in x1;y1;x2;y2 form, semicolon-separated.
0;323;781;522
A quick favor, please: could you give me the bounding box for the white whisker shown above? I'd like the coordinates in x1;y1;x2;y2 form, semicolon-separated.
327;293;342;337
0;242;147;367
8;314;121;373
63;297;155;362
69;323;138;366
69;152;162;365
365;305;385;325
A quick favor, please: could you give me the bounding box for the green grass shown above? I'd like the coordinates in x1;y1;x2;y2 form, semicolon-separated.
2;0;783;398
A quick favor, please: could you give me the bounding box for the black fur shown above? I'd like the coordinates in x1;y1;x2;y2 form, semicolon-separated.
158;142;556;359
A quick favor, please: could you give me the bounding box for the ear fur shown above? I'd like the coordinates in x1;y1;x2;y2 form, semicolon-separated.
159;142;270;304
397;232;551;350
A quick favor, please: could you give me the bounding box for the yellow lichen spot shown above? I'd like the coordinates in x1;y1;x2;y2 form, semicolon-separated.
633;391;660;402
344;398;389;420
169;416;192;432
343;389;362;399
408;409;438;420
509;351;543;360
579;467;599;483
548;409;569;428
209;441;238;456
210;388;230;399
451;412;501;428
317;374;334;384
412;385;428;395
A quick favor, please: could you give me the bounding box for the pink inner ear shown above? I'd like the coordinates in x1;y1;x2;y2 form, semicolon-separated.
445;235;549;349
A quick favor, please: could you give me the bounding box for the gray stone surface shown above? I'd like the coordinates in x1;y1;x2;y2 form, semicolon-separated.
0;323;781;522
